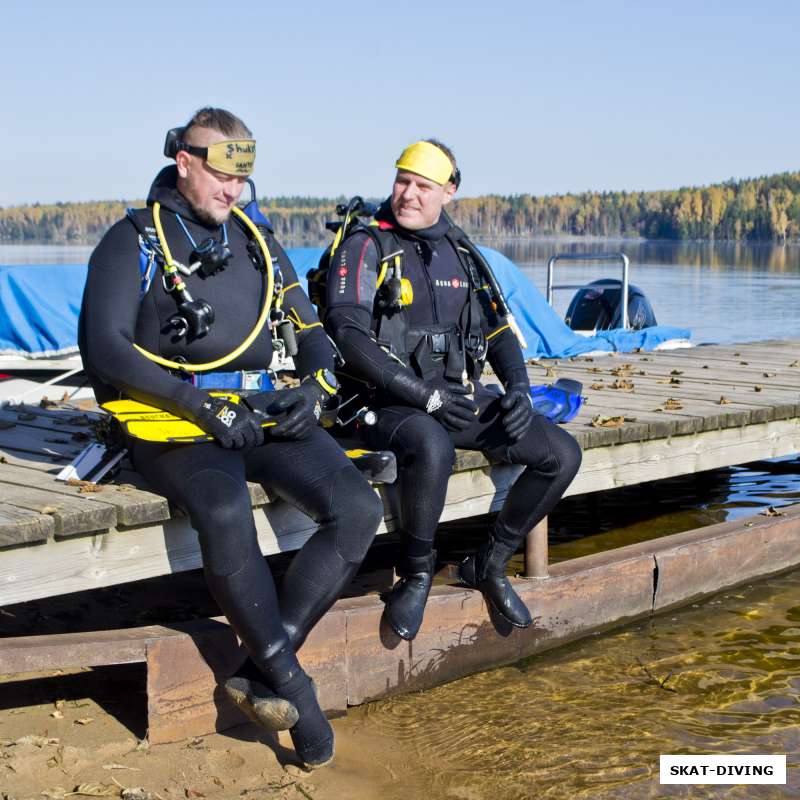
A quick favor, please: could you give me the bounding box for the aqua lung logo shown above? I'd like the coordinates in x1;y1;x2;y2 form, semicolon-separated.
435;278;468;289
337;252;348;295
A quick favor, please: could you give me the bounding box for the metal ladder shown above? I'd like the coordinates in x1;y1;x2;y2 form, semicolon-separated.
546;251;631;330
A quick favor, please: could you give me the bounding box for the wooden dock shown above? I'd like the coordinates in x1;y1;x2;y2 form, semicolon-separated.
0;340;799;607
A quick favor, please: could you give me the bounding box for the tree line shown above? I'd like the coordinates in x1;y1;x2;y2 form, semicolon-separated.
1;171;798;244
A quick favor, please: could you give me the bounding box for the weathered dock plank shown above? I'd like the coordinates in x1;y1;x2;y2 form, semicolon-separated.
0;483;116;538
0;505;54;547
0;462;170;527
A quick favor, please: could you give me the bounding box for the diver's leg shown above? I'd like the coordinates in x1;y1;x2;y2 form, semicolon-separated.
450;390;582;626
131;441;333;767
363;408;456;640
245;427;383;650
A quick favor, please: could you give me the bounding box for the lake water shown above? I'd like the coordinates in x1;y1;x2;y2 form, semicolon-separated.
483;238;800;345
3;239;800;795
3;238;800;345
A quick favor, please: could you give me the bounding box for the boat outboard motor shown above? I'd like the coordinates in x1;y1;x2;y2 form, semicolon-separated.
564;278;657;331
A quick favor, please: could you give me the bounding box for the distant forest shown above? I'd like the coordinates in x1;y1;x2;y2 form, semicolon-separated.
1;172;799;244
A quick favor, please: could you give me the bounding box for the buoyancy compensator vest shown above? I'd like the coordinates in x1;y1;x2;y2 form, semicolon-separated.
308;201;510;383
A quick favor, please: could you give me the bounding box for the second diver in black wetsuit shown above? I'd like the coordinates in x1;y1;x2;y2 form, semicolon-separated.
79;108;383;768
322;140;582;641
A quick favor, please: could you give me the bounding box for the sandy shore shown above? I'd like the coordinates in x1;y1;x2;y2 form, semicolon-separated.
0;667;434;800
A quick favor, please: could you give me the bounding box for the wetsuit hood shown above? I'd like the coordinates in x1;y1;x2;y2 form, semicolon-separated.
146;165;213;227
375;198;452;244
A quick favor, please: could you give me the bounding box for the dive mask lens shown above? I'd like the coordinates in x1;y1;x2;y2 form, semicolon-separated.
205;139;256;176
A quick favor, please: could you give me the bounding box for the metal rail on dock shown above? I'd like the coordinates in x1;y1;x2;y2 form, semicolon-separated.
546;251;630;330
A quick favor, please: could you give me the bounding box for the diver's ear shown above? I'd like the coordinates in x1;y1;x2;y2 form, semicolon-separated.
175;149;192;179
442;181;457;206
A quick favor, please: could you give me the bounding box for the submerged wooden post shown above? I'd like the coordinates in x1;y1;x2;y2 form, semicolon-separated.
524;517;549;578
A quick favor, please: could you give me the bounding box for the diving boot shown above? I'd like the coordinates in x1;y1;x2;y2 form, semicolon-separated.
382;550;437;641
458;537;532;628
223;675;299;732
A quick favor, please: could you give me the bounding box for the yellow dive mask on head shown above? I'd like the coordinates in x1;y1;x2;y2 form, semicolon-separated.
395;141;454;185
196;139;257;176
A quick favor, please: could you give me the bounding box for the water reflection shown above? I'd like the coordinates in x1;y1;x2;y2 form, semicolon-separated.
482;239;800;345
349;571;800;798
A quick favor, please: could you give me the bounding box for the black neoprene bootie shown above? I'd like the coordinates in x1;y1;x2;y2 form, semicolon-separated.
458;537;532;628
382;550;437;641
278;670;334;769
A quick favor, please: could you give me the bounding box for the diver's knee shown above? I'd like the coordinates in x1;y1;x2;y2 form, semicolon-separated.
330;467;383;563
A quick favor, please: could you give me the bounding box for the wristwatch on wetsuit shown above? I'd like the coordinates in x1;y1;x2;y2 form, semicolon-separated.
310;368;339;396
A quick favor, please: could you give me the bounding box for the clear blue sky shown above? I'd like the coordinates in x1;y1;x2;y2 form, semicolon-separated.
2;1;798;206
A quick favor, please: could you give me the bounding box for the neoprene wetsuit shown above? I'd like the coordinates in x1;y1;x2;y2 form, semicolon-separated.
80;167;383;765
324;201;582;636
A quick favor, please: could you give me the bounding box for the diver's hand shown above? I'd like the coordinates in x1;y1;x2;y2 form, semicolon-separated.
425;382;478;431
386;370;477;431
267;383;326;440
500;384;534;442
194;396;264;450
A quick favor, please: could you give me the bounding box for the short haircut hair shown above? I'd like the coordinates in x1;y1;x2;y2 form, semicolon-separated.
424;138;460;187
183;107;252;143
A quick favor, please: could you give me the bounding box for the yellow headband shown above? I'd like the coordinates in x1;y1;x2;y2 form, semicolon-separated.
395;141;453;185
204;139;256;176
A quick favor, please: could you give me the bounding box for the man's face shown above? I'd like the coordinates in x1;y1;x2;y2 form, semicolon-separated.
175;127;247;225
390;170;456;231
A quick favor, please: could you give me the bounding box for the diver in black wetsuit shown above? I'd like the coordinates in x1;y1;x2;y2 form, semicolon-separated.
79;108;382;768
322;140;582;641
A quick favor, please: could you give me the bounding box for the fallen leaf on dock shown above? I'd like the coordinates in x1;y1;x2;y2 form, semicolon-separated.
702;364;709;369
544;367;557;377
657;377;682;385
762;372;776;378
610;364;635;376
663;398;683;410
610;379;635;391
670;369;683;376
790;360;800;367
590;382;604;390
590;415;629;428
102;764;140;771
588;367;603;373
41;788;68;799
66;478;104;493
739;361;749;365
41;506;59;515
50;709;64;719
718;396;730;405
754;385;763;392
762;506;785;517
74;717;95;726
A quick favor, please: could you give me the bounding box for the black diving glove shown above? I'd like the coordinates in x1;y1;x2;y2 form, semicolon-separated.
500;384;534;442
194;396;264;450
387;371;477;432
263;382;327;441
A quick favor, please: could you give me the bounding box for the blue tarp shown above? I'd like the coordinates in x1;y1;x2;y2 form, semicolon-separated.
0;264;87;356
0;248;689;358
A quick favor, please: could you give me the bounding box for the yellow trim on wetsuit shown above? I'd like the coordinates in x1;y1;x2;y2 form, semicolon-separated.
132;203;274;372
486;323;511;341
